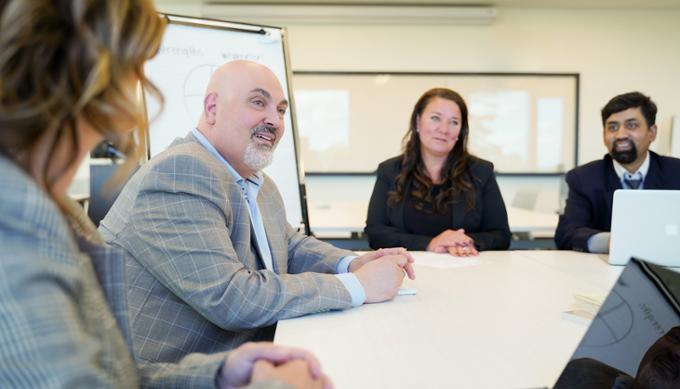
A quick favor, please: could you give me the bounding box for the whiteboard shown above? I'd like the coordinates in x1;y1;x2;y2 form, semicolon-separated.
143;15;307;230
293;72;578;174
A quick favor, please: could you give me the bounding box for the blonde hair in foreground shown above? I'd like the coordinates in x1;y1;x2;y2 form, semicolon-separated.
0;0;165;203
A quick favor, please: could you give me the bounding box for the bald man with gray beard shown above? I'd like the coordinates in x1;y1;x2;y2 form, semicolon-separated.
99;60;415;366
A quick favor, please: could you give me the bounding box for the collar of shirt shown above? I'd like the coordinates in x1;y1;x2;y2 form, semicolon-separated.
612;150;650;181
190;128;263;187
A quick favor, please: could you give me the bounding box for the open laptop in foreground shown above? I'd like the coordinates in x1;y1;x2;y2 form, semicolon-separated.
609;190;680;266
554;257;680;388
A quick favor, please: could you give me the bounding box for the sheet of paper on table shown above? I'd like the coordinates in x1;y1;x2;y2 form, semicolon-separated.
414;252;481;269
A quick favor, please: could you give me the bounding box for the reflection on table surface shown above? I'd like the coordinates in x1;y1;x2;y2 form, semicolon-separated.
275;250;622;389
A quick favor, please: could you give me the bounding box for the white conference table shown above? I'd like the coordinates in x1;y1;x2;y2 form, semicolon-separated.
275;250;623;389
308;201;559;238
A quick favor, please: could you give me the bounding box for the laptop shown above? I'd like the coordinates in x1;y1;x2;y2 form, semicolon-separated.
609;190;680;266
554;257;680;388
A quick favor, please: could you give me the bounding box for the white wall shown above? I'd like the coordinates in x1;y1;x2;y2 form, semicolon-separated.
153;3;680;216
283;8;680;161
289;8;680;215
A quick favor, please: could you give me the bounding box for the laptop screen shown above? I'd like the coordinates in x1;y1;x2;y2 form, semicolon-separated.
554;257;680;388
609;190;680;266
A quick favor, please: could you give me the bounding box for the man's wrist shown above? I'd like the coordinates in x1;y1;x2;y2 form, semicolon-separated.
348;257;362;272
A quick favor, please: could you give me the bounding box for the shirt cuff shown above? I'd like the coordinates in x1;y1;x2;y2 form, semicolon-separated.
587;232;611;253
335;273;366;307
336;255;358;273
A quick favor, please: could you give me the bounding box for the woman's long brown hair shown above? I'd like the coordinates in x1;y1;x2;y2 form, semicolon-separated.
387;88;476;213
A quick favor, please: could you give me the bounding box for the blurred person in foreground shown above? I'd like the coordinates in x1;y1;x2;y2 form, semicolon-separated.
0;1;331;388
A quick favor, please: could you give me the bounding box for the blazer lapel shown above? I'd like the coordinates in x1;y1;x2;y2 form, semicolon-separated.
603;156;622;229
603;155;622;191
224;177;264;271
643;152;664;189
249;223;267;270
257;180;287;274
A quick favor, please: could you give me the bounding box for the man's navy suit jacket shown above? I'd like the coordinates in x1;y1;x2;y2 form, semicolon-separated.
555;151;680;251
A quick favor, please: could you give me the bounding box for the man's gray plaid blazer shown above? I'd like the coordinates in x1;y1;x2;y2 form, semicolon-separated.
99;133;354;366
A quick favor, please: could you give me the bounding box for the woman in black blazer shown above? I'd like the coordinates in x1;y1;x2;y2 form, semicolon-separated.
365;88;511;255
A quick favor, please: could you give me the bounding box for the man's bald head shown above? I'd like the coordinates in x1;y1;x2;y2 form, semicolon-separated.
197;61;287;128
196;60;288;178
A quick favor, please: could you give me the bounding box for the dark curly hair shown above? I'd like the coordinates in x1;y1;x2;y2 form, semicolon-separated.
387;88;476;213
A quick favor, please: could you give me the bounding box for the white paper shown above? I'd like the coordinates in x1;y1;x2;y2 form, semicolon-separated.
414;252;481;269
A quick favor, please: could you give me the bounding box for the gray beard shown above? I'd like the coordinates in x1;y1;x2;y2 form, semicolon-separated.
243;141;274;172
